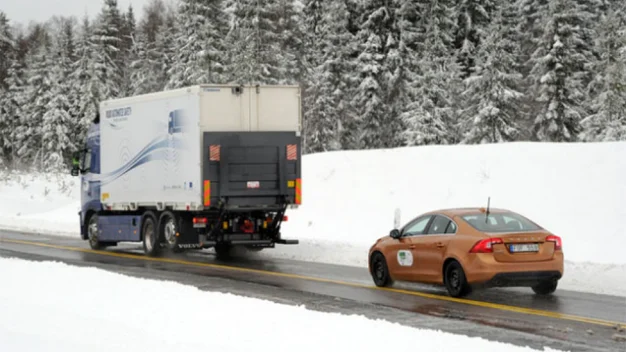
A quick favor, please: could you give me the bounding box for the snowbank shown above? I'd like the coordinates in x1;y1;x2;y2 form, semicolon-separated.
0;141;625;296
0;257;562;352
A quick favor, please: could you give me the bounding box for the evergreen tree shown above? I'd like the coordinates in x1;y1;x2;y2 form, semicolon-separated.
351;0;405;149
454;0;496;78
0;12;13;90
580;4;626;141
93;0;125;98
460;3;524;143
167;0;228;88
70;17;102;145
402;0;462;145
528;0;594;142
304;0;357;152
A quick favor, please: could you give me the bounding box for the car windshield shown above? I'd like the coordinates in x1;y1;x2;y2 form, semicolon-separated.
461;212;542;232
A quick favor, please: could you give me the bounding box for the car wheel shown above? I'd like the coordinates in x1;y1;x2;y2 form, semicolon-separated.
532;280;558;295
444;261;472;298
370;252;392;287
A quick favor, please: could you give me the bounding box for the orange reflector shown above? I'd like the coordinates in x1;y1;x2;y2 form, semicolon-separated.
295;178;301;204
287;144;297;160
209;145;220;161
203;180;211;206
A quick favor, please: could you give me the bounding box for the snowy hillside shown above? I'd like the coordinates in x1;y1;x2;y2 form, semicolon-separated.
0;257;564;352
0;141;625;296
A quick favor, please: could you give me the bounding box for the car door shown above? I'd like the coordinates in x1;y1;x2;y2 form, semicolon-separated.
410;215;457;283
387;215;433;280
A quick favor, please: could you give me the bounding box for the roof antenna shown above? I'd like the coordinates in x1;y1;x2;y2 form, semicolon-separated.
485;196;491;223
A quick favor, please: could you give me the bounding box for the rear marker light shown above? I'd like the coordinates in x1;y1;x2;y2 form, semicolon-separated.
470;238;504;253
209;145;220;161
546;235;562;250
287;144;297;160
193;217;208;224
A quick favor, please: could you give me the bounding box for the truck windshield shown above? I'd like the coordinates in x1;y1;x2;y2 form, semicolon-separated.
461;212;542;232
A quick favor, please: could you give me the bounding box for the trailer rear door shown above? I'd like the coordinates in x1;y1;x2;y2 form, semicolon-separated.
202;132;301;209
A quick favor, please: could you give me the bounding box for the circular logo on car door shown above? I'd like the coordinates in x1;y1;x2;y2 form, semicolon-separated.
397;250;413;266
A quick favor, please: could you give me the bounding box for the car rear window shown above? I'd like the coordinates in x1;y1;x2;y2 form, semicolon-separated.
461;212;542;232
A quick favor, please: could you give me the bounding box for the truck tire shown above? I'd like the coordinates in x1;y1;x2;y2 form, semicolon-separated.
142;211;161;256
158;211;183;253
214;244;233;260
87;213;105;250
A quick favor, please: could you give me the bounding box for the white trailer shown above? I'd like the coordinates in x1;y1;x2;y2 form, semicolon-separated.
72;85;302;257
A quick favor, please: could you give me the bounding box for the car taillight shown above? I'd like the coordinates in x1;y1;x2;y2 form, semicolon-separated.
546;235;562;250
469;238;504;253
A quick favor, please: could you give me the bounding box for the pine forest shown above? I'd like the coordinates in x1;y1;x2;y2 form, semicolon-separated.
0;0;625;172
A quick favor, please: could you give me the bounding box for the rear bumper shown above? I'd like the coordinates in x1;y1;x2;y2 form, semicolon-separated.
476;271;562;288
463;252;564;287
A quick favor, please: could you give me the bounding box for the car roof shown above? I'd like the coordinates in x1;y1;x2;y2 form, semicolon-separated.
425;207;513;217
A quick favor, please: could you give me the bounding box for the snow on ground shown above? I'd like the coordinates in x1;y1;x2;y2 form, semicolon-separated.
0;141;625;297
0;257;562;352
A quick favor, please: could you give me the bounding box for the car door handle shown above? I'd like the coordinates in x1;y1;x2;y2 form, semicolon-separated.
435;242;445;248
409;245;416;249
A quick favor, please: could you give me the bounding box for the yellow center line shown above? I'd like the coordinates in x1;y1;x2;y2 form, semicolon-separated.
2;238;624;328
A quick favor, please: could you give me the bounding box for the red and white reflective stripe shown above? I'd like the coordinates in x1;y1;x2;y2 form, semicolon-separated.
209;145;220;161
287;144;297;160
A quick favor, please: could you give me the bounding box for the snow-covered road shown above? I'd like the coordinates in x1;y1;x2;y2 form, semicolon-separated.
0;257;566;352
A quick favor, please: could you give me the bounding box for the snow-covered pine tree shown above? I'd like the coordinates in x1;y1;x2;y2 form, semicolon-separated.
119;5;137;97
351;0;405;149
70;16;103;146
41;18;76;171
15;25;53;168
225;0;286;85
0;12;16;166
454;0;496;78
459;2;524;144
92;0;125;99
528;0;594;142
0;12;12;90
304;0;357;152
166;0;228;88
580;3;626;141
402;0;462;145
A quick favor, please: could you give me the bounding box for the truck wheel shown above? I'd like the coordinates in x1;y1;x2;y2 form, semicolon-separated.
159;211;183;253
87;213;105;250
214;244;232;260
142;212;161;256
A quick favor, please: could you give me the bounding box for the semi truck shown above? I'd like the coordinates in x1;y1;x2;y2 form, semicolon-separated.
70;84;301;257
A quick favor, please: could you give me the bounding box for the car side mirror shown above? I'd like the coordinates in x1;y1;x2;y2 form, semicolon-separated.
390;229;401;239
70;167;79;177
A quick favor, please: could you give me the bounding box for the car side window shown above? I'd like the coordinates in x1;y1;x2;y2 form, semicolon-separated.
427;215;451;234
402;216;432;236
445;220;457;234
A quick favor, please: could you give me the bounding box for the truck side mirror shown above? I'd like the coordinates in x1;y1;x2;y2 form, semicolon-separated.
390;229;401;239
71;152;81;177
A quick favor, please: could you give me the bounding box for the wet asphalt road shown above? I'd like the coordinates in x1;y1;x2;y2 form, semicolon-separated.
1;230;625;352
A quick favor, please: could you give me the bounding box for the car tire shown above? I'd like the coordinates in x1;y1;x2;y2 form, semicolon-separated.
370;252;393;287
532;280;558;295
444;261;472;298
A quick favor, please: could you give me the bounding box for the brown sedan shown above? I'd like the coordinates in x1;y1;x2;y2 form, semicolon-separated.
368;207;564;297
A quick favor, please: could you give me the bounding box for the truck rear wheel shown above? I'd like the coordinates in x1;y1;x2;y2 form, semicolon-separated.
159;211;183;253
142;212;161;256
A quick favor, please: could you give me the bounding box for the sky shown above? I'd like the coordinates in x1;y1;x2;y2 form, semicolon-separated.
1;0;160;26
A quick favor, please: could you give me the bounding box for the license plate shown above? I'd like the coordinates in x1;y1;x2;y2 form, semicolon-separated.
509;243;539;252
247;181;260;189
